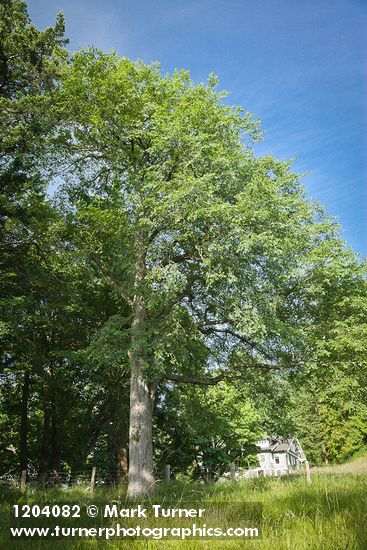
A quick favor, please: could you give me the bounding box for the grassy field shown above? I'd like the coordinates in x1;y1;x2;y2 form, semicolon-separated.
0;464;366;549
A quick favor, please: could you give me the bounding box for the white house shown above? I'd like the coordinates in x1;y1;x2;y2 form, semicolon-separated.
217;435;307;482
255;436;306;477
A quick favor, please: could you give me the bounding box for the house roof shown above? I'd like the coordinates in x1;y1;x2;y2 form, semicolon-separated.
257;436;297;453
259;443;289;453
256;435;307;462
271;443;289;452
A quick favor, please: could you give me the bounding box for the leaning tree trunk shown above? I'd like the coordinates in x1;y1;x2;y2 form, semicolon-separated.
126;235;156;499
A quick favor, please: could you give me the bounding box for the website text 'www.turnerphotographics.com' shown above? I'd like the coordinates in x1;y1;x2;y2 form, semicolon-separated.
9;502;262;541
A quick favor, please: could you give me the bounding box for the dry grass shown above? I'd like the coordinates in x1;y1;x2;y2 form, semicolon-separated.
312;456;367;476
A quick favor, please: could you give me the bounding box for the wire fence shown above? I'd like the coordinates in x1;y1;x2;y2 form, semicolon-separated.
0;462;190;491
0;468;128;491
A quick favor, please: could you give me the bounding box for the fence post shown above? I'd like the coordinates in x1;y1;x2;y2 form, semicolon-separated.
305;460;312;486
164;464;171;482
20;470;27;493
90;466;96;493
230;462;236;482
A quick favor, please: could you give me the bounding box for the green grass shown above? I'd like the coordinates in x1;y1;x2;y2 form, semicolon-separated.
1;472;366;549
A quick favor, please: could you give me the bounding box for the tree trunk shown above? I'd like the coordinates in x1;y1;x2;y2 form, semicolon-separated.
126;232;156;498
39;399;51;476
116;445;128;483
39;364;62;476
114;378;129;483
126;361;155;498
19;371;30;472
322;443;329;465
126;292;156;498
39;366;52;477
49;403;62;472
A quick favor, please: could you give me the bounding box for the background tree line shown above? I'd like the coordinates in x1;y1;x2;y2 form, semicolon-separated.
1;1;366;491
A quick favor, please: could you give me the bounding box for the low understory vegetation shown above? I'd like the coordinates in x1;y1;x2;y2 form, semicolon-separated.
1;469;366;549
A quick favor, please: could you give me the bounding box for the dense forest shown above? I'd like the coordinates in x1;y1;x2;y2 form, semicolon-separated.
1;0;366;496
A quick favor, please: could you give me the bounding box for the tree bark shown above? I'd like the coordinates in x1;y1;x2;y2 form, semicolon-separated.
126;232;156;498
49;401;62;472
114;379;129;483
19;371;30;472
38;364;62;475
39;398;51;476
126;293;156;498
116;445;128;483
126;365;155;498
322;443;329;465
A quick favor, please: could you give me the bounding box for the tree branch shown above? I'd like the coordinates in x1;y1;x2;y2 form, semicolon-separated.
165;373;226;385
198;321;274;361
90;253;133;307
165;361;299;386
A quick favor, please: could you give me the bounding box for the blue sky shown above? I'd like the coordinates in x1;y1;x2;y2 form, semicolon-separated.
28;0;367;256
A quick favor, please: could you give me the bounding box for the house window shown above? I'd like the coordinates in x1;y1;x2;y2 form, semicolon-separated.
274;455;280;465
